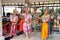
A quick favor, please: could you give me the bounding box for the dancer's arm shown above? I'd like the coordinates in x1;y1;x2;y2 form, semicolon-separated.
16;16;18;24
29;15;33;24
47;15;50;22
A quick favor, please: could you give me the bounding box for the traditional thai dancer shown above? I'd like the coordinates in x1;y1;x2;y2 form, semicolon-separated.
41;7;50;40
10;9;18;37
32;6;40;33
53;18;57;31
19;12;24;33
57;14;60;32
32;7;37;33
49;8;54;35
21;7;32;40
19;17;24;33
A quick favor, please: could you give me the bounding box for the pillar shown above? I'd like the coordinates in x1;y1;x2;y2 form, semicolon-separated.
0;0;4;40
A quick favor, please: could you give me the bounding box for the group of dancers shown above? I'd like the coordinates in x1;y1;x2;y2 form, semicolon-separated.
4;6;60;40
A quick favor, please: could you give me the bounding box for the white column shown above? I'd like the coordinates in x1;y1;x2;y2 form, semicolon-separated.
0;0;4;40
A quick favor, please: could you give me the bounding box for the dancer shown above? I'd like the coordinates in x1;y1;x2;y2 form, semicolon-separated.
21;7;32;40
41;7;50;40
49;8;54;35
53;18;57;31
32;7;37;33
37;16;41;32
10;9;18;37
6;13;10;34
19;16;24;33
19;10;25;33
32;6;40;33
57;14;60;32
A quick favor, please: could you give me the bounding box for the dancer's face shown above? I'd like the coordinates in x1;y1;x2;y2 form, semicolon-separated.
13;9;17;15
45;11;48;15
26;8;29;14
34;7;37;14
44;9;48;15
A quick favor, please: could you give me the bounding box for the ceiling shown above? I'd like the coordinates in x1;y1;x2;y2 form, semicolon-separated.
2;0;60;3
1;0;60;5
30;0;59;2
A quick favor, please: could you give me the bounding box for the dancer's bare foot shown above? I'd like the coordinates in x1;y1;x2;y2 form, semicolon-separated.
29;34;32;38
43;37;48;40
10;34;12;37
34;31;36;34
25;37;28;40
25;39;27;40
14;34;17;38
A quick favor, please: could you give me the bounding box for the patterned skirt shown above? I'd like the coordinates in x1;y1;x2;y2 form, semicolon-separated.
10;22;17;36
23;22;31;33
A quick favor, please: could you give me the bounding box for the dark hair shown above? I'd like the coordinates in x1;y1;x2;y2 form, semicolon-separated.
21;9;25;13
7;13;10;17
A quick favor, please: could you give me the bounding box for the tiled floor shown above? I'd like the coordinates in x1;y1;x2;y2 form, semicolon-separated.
10;32;60;40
